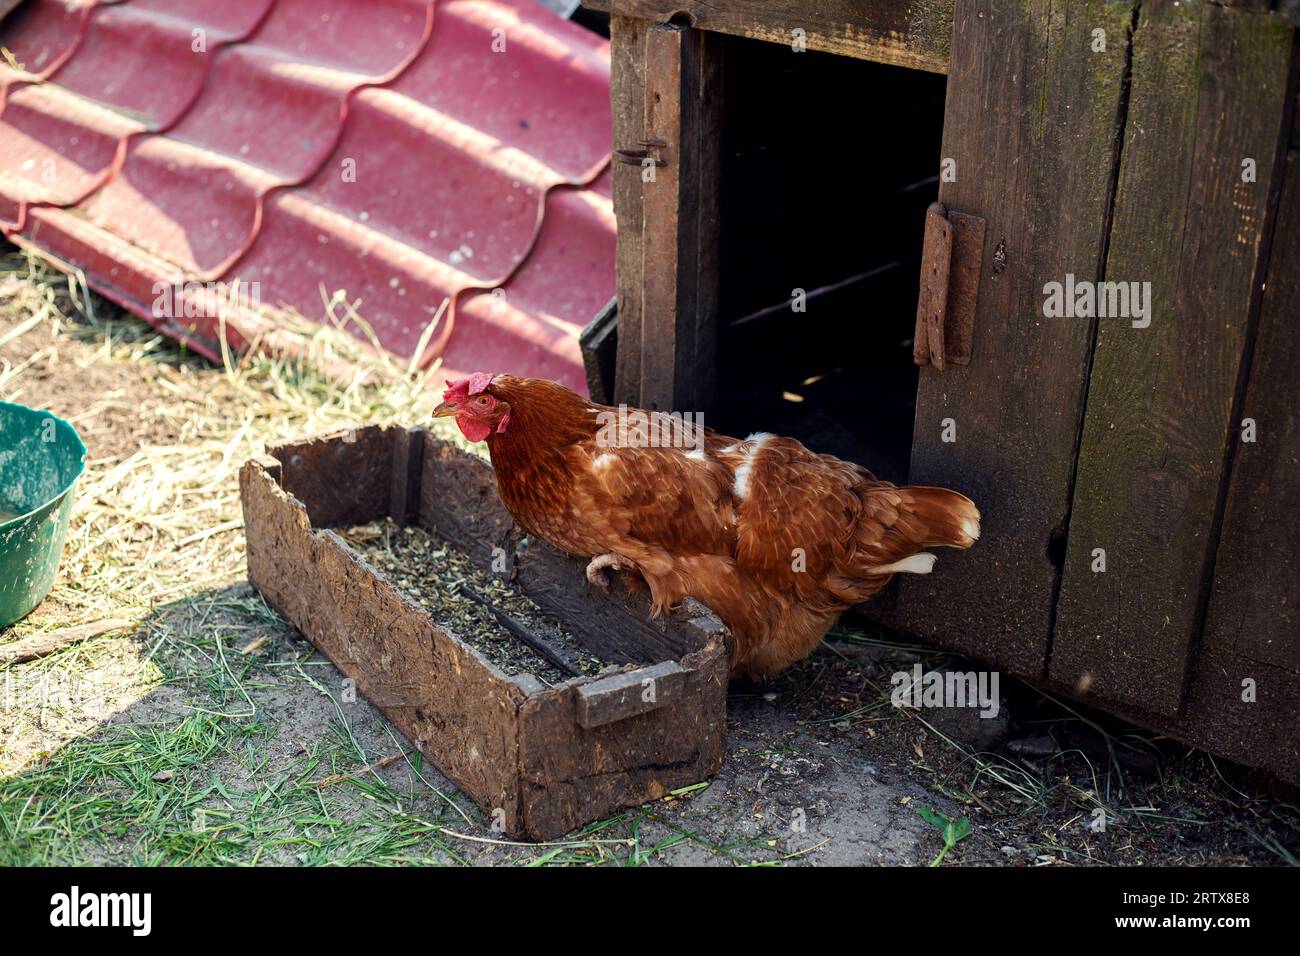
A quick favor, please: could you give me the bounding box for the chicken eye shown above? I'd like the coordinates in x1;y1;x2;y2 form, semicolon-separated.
475;396;490;407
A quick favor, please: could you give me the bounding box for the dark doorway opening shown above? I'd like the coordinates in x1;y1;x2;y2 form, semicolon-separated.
714;37;947;484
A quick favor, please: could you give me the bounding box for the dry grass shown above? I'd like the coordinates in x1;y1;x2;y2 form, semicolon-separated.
2;249;1295;867
1;253;471;636
0;251;793;866
0;252;541;864
2;256;455;634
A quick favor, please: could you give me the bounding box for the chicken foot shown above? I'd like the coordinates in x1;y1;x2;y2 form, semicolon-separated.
585;552;633;588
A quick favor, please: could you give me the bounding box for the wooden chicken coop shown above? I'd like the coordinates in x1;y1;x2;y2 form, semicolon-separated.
579;0;1300;782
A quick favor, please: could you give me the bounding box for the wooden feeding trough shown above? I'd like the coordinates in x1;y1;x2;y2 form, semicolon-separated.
580;0;1300;782
239;427;728;839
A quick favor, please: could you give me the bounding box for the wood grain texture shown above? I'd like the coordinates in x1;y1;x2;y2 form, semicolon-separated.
389;426;424;527
638;24;723;416
1201;148;1300;678
518;626;726;839
269;426;393;529
1051;1;1294;715
611;15;648;406
583;0;953;73
241;459;528;832
895;0;1134;675
577;660;686;727
1046;634;1300;784
243;431;731;840
416;433;732;837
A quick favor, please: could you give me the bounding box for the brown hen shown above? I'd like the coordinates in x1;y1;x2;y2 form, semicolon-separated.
433;373;979;678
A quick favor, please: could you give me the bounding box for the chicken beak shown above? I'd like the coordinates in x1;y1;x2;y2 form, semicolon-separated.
432;402;459;418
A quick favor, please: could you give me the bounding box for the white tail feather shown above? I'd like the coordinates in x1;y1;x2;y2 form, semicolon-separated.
868;553;937;575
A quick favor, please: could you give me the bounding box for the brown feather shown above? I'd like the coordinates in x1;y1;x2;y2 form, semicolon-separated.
476;376;980;678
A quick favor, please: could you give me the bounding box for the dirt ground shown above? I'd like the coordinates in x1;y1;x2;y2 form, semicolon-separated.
1;258;1296;866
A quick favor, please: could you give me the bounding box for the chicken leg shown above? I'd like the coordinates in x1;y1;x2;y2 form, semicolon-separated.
585;552;632;588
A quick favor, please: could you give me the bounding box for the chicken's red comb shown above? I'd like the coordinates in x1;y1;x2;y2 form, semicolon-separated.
442;372;495;401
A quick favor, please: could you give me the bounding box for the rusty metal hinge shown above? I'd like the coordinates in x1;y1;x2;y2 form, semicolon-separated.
913;201;986;371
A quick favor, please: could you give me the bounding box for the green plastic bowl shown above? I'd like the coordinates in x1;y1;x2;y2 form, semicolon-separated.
0;401;86;628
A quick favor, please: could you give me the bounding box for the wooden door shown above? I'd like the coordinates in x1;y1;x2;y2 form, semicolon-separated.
1051;1;1295;714
607;15;723;418
897;0;1136;675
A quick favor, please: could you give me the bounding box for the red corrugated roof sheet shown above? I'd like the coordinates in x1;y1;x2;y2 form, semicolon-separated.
0;0;614;393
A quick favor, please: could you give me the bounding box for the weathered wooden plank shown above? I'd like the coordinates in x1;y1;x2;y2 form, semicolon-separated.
582;0;953;73
1292;65;1300;148
269;426;393;528
637;23;723;416
1055;131;1300;782
1200;146;1300;678
1041;132;1300;784
388;426;424;527
517;630;727;839
241;459;528;832
610;15;648;406
1046;635;1300;784
894;0;1134;675
244;432;733;839
400;435;732;837
577;660;685;728
1137;148;1300;784
1051;1;1294;715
